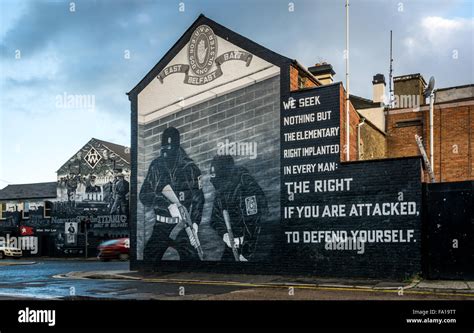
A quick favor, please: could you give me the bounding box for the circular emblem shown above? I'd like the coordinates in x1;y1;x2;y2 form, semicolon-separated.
188;25;218;76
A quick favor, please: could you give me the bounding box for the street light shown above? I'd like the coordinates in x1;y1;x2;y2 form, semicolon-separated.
423;76;436;175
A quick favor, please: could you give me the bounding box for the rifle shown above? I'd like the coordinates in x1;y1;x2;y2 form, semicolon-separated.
162;185;204;260
223;210;239;261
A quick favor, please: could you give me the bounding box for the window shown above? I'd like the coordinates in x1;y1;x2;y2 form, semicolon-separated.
44;201;53;218
22;202;30;219
0;203;6;220
395;119;422;128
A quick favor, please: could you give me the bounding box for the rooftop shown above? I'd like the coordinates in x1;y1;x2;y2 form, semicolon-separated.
93;138;130;164
0;182;57;201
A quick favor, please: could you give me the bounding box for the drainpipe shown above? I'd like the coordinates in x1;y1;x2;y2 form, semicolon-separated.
429;90;436;175
357;118;366;160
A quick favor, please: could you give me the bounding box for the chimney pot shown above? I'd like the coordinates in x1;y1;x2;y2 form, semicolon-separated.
308;63;336;85
372;73;386;104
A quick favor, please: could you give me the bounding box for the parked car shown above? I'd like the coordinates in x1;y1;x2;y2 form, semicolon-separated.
0;245;23;259
97;238;129;261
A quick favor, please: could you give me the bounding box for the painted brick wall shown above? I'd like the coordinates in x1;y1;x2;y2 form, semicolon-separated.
136;76;281;261
280;85;422;279
280;157;423;279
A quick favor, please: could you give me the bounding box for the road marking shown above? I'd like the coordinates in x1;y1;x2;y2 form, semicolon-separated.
142;278;474;298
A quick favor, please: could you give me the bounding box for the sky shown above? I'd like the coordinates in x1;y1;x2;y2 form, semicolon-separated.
0;0;473;186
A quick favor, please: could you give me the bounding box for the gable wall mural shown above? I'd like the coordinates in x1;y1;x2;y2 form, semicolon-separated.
130;18;423;278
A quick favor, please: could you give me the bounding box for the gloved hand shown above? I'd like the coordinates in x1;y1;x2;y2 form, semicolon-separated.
189;223;199;247
223;233;243;249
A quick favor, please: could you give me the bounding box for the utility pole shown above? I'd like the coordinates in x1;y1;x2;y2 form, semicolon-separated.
85;224;88;259
83;219;90;259
389;30;393;107
345;0;350;161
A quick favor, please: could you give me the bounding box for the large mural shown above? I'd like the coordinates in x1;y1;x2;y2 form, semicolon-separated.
131;17;422;278
54;138;130;254
135;21;281;263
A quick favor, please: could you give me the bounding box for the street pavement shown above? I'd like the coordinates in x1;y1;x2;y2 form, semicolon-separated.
0;259;473;300
0;259;242;300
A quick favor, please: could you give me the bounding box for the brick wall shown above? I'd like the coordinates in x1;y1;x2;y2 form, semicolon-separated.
386;102;474;182
339;84;360;162
393;76;425;108
360;122;387;160
433;105;473;182
136;76;281;261
290;65;318;92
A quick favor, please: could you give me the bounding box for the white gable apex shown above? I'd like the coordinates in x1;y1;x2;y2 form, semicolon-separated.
137;24;279;124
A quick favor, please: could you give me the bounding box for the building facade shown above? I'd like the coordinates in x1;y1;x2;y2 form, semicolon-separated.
0;138;130;257
348;72;474;183
128;15;423;279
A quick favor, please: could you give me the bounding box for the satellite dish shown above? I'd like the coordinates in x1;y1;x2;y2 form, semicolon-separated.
424;76;435;98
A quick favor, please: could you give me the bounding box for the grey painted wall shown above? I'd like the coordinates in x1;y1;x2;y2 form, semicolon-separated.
136;75;280;261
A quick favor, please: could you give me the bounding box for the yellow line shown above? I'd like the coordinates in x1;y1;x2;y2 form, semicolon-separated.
141;278;474;298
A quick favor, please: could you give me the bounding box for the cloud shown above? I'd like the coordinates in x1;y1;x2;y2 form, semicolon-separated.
1;0;472;184
422;16;472;31
408;16;474;49
399;15;473;89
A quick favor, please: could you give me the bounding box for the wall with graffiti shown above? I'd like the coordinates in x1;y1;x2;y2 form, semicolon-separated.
0;138;131;257
53;138;130;255
0;200;54;256
130;17;424;279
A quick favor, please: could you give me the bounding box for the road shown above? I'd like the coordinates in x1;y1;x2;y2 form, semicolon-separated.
0;259;472;300
0;259;241;300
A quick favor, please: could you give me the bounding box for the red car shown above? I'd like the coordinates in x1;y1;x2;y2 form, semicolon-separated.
97;238;130;261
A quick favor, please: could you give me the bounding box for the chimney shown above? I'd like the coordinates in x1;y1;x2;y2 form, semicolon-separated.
308;62;335;85
372;73;386;104
393;73;427;108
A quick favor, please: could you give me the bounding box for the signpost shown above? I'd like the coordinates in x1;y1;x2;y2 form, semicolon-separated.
65;222;78;245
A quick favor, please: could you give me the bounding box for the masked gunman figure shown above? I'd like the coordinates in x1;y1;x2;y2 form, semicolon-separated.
210;155;267;262
140;127;204;262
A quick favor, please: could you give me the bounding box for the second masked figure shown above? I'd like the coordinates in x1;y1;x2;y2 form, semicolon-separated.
209;155;267;262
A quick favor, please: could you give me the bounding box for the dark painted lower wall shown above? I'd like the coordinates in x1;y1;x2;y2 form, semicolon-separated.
132;80;425;279
422;181;474;280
